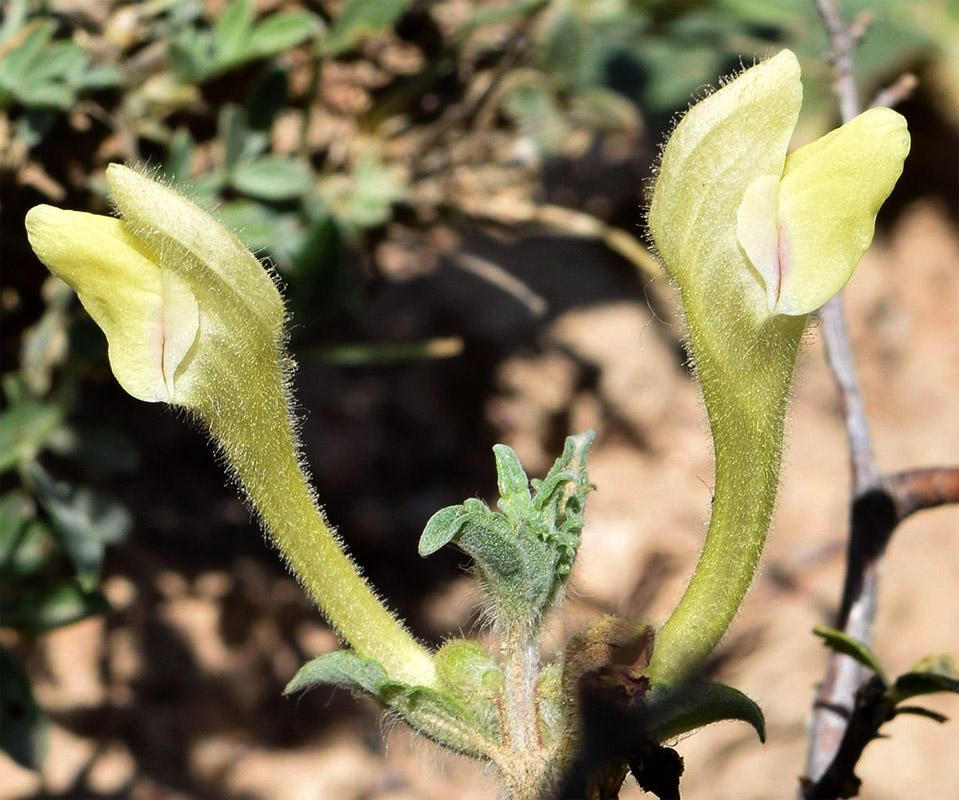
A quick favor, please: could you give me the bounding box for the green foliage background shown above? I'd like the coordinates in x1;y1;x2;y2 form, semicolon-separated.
1;0;955;783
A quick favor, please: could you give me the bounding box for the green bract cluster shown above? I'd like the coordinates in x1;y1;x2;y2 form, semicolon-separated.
419;432;594;626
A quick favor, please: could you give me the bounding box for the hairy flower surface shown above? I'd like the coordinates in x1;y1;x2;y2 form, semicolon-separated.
25;165;436;688
644;49;910;686
649;49;909;320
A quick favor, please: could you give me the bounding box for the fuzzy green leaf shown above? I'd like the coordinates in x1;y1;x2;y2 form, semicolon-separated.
286;649;492;758
493;443;531;524
284;649;389;696
646;682;766;744
420;433;594;625
435;639;502;691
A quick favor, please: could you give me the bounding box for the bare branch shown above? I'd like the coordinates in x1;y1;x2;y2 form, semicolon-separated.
813;0;863;123
448;251;548;318
884;467;959;520
870;74;919;110
801;1;955;791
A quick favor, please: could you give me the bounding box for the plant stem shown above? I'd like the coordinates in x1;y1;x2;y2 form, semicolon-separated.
645;301;805;685
499;619;551;800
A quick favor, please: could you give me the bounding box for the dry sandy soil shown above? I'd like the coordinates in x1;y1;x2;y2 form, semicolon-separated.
2;198;957;799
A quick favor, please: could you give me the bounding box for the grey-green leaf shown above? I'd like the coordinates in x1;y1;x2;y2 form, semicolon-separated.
249;11;320;57
212;0;254;66
231;156;312;200
0;21;53;91
323;0;409;56
888;655;959;704
0;491;58;578
30;465;131;590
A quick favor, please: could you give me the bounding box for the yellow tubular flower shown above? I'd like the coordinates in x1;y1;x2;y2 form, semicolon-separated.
25;165;436;688
645;50;909;685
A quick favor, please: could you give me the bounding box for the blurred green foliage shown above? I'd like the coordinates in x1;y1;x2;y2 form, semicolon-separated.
1;0;954;775
0;303;134;770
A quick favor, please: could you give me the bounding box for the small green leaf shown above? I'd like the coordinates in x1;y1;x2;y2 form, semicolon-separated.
212;0;254;66
0;492;58;578
493;444;531;525
0;402;62;471
17;81;73;109
74;64;121;92
163;127;195;184
813;626;888;683
216;200;287;252
419;503;475;557
16;108;55;150
220;104;250;176
500;78;568;154
31;464;131;590
284;649;389;696
231;156;312;200
435;639;503;699
317;153;407;234
245;67;289;133
0;519;57;579
285;650;490;757
169;31;212;83
323;0;409;56
887;656;959;705
0;645;48;771
21;41;85;88
646;682;767;744
248;11;320;57
421;434;594;626
892;705;949;724
0;583;110;634
0;21;53;91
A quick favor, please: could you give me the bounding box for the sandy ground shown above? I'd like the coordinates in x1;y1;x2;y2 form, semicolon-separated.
2;200;957;799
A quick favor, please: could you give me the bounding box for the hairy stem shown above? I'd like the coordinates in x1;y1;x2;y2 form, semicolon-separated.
197;357;436;689
646;296;805;685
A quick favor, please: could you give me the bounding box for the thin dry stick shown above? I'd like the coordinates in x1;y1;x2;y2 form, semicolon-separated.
803;1;959;794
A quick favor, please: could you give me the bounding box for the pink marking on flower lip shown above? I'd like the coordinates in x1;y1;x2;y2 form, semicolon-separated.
774;218;790;312
154;301;171;398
